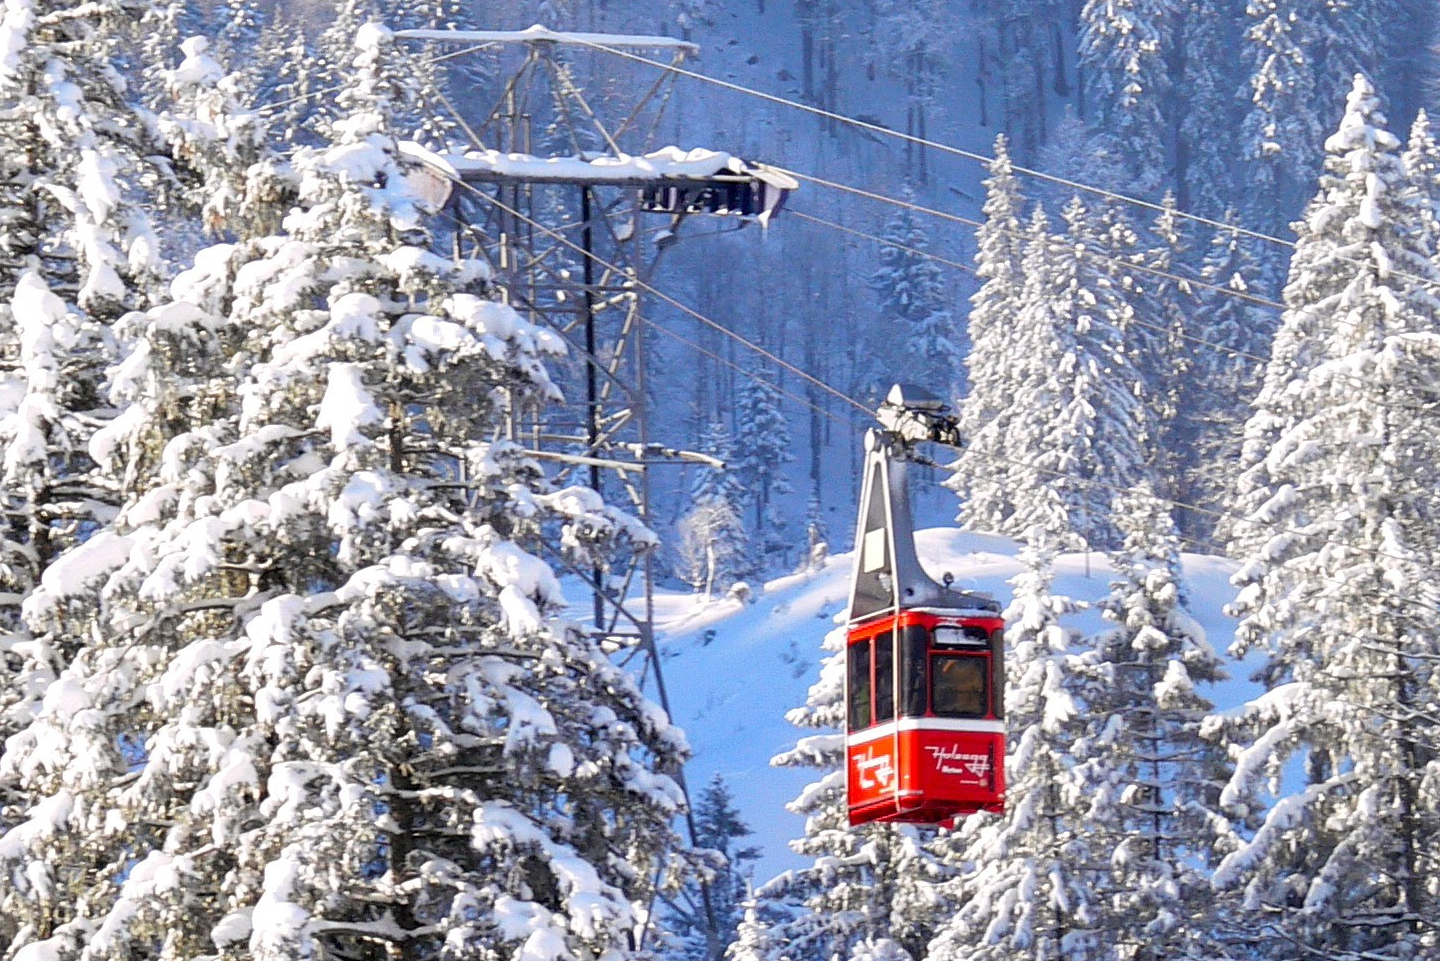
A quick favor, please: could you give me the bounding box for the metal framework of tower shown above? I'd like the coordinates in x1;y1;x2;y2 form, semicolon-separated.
393;29;794;955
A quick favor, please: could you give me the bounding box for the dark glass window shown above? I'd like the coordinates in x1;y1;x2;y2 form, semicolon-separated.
848;639;873;730
875;635;894;723
933;625;990;646
899;625;928;717
990;629;1005;719
932;655;988;718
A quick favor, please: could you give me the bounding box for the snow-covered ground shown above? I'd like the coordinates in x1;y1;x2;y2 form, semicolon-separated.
651;527;1259;882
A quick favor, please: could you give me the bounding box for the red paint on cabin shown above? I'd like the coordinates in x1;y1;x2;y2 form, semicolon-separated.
845;609;1005;827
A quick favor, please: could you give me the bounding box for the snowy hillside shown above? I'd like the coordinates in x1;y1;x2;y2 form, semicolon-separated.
653;526;1252;881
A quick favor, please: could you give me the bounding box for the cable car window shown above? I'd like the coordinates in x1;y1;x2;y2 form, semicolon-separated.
990;629;1005;720
933;625;990;647
848;639;872;730
899;625;927;717
932;655;988;718
875;635;894;723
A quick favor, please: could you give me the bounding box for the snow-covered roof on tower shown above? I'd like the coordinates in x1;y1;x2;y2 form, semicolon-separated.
433;146;797;188
394;24;699;54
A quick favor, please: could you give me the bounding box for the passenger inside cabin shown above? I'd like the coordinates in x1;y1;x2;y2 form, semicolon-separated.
932;656;986;717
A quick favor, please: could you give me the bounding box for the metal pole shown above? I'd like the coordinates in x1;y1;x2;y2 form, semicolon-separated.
582;185;605;631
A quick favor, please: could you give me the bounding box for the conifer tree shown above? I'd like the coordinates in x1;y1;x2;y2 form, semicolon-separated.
1189;213;1269;539
870;192;961;399
757;626;949;961
1001;201;1148;550
668;774;762;961
1134;195;1196;511
0;0;170;765
1403;110;1440;243
1175;0;1242;216
1071;488;1229;959
1078;0;1173;194
1228;74;1429;554
954;138;1027;535
157;35;277;239
928;526;1097;961
732;373;793;542
0;26;686;959
1216;75;1440;959
1242;0;1324;235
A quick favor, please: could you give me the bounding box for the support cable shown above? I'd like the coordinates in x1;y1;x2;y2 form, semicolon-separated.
780;170;1440;416
778;167;1291;314
788;207;1280;370
562;39;1288;243
453;183;872;417
448;174;1440;617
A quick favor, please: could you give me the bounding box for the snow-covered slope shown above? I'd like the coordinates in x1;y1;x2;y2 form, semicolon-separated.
653;527;1256;882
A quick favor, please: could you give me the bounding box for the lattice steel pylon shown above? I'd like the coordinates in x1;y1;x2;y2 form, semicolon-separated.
393;27;795;956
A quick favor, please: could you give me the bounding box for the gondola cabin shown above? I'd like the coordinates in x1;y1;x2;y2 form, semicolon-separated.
845;386;1006;827
845;604;1005;826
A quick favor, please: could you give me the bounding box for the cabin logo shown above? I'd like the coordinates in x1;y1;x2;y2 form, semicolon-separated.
853;749;895;790
925;745;991;783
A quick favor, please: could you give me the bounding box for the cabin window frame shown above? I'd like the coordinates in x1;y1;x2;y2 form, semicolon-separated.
899;625;928;718
874;633;895;723
847;637;874;731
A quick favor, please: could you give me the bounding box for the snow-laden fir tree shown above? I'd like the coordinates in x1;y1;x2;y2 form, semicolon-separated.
1402;109;1440;244
0;0;166;305
133;0;267;106
1131;195;1195;512
869;189;961;400
0;0;171;767
732;372;793;544
691;421;748;511
753;624;949;961
157;35;277;239
954;137;1027;536
1069;487;1230;960
1214;74;1440;959
1241;0;1326;235
0;25;687;959
1188;213;1269;540
306;0;464;149
1078;0;1172;195
1226;73;1426;555
928;525;1097;961
666;773;762;961
1174;0;1242;216
998;201;1149;550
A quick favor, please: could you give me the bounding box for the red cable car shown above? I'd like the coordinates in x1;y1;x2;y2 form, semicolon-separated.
844;386;1006;828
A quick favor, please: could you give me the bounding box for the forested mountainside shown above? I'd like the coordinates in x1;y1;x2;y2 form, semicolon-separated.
0;1;1438;961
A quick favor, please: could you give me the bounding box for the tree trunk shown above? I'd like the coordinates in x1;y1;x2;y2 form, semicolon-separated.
976;36;989;127
799;0;815;102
